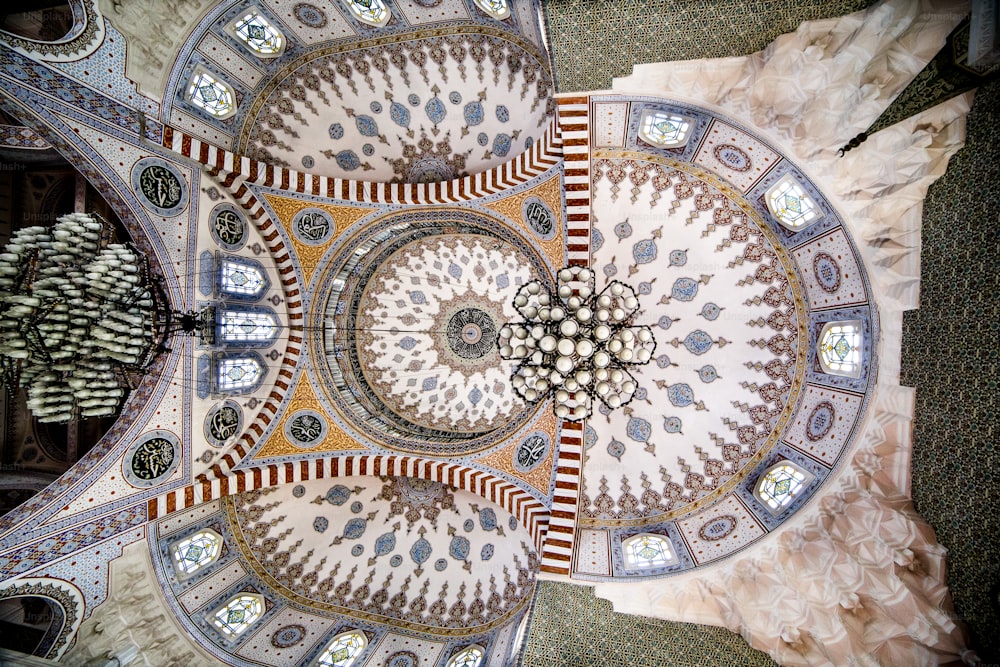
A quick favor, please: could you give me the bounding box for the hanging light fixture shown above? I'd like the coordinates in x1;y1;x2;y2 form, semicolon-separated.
496;265;656;421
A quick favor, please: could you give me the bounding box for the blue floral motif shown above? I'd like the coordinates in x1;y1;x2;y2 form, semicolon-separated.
481;544;495;560
302;155;314;169
400;336;417;350
492;133;511;157
326;485;351;505
667;383;695;407
448;262;462;279
477;132;489;146
479;508;497;531
356;115;378;137
607;438;625;461
671;277;699;301
638;281;653;295
409;291;426;305
350;501;363;513
464;101;484;126
343;518;367;539
390;554;403;567
669;249;688;266
407;94;420;106
390;102;410;127
351;544;364;556
375;532;396;556
627;417;651;442
684;330;714;355
585;425;598;450
496;273;509;289
434;558;448;571
663;416;683;433
468;387;482;406
656;353;673;368
449;536;470;560
313;516;329;533
370;101;383;114
614;220;633;240
448;91;462;104
525;136;534;149
363;143;375;156
633;239;657;264
425;97;446;124
336;150;360;171
603;263;618;277
592;228;604;251
634;387;648;401
657;316;675;330
422;376;437;391
697;365;720;383
463;519;475;532
410;537;431;564
328;123;344;139
508;516;518;531
496;104;509;122
699;302;722;320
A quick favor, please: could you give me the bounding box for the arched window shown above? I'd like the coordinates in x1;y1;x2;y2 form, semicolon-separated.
473;0;510;19
622;533;675;568
186;67;237;119
509;614;529;664
212;593;264;636
218;308;279;344
639;109;692;148
171;529;223;576
317;630;367;667
766;174;822;230
446;645;485;667
228;11;284;57
344;0;390;26
755;461;812;513
216;354;265;394
218;256;269;300
818;320;863;378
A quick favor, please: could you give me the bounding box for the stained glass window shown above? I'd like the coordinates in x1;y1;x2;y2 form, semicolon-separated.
446;645;485;667
230;12;284;57
219;258;268;299
171;529;222;576
639;109;692;148
344;0;390;26
212;594;263;636
473;0;510;19
217;356;264;392
186;68;236;119
766;174;822;229
818;321;863;377
317;630;367;667
219;309;279;343
622;533;674;568
756;462;810;512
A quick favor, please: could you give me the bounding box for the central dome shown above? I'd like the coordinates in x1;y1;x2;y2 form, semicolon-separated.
312;208;553;456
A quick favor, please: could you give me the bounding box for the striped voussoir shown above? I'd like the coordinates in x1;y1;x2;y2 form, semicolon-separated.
556;95;591;268
540;420;583;575
147;454;550;552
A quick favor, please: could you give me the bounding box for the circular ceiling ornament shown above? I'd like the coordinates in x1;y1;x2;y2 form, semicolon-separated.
291;208;334;245
312;208;552;456
283;409;328;448
209;203;247;250
513;432;549;473
271;624;305;648
130;157;188;217
293;3;327;28
124;430;180;487
522;197;555;240
204;400;243;448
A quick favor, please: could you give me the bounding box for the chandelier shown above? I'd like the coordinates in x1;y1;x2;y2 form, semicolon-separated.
0;213;172;423
497;266;656;421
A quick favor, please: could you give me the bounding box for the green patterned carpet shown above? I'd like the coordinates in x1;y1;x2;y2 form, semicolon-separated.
520;582;776;667
527;1;999;664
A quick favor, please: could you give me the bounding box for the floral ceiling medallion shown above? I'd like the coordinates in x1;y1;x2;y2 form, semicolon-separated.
497;266;656;421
